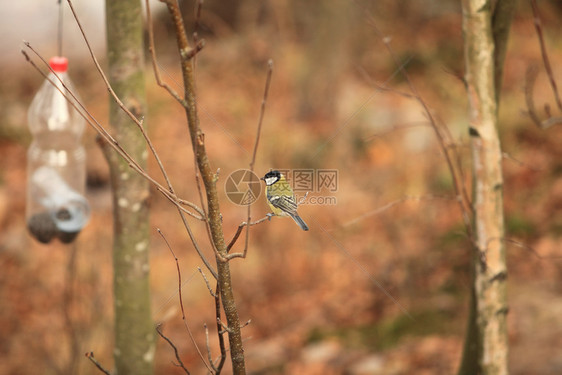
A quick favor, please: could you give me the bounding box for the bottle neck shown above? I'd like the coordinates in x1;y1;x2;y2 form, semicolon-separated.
28;71;85;138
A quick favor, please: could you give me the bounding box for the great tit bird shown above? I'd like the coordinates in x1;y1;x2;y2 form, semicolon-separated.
261;170;309;231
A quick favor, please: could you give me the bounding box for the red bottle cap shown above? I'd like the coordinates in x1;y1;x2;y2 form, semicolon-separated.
49;56;68;73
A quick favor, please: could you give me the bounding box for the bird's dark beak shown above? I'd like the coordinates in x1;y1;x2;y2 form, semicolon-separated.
260;176;264;181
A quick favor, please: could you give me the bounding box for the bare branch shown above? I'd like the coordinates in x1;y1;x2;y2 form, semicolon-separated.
250;60;273;170
362;17;474;239
342;194;458;228
363;121;431;142
310;55;414;161
65;0;205;211
503;237;562;260
145;0;187;106
158;229;213;372
240;319;252;329
525;66;543;128
67;0;212;218
198;267;217;298
146;0;206;105
525;66;562;129
524;1;562;130
217;318;230;334
501;151;542;171
156;325;191;374
541;116;562;129
85;352;111;375
203;281;226;374
65;0;220;278
226;216;270;254
226;61;273;260
530;0;562;111
204;324;216;373
23;43;220;279
212;283;226;373
23;39;205;220
193;0;204;41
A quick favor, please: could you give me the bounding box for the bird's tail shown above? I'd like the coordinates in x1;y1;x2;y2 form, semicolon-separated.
290;213;309;231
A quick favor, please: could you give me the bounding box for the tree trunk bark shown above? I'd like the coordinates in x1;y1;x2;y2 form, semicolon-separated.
105;1;155;374
458;0;511;374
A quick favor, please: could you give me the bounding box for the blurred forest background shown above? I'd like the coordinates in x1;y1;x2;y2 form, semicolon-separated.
1;0;562;374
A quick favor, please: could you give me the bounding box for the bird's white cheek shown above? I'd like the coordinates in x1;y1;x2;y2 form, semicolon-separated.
265;177;277;186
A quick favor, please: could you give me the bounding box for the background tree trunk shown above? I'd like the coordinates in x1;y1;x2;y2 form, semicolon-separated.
458;0;514;374
105;1;155;374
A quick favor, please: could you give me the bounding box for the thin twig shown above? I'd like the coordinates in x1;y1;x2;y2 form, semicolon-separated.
212;283;226;373
204;324;216;373
310;55;414;161
240;319;252;329
85;352;111;375
63;0;218;278
66;0;172;191
23;45;218;280
502;237;562;260
362;14;474;240
158;229;213;372
146;7;249;262
217;318;230;334
156;325;191;374
250;60;273;169
530;0;562;111
226;216;270;253
158;0;224;266
193;0;204;41
525;1;562;129
363;121;431;142
501;151;542;171
154;61;251;154
57;0;63;56
177;198;206;217
540;116;562;128
525;65;562;129
66;0;216;222
198;267;217;297
342;194;457;228
155;2;214;260
21;44;207;224
435;112;474;215
525;66;544;128
226;60;273;260
145;0;186;106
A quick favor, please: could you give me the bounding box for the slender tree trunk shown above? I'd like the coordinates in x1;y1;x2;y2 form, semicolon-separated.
458;1;514;374
161;1;246;373
105;1;155;374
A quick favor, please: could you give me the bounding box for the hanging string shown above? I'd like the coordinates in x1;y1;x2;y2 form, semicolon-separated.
57;0;63;57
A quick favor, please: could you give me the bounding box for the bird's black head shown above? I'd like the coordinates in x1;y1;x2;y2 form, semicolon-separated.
262;170;281;186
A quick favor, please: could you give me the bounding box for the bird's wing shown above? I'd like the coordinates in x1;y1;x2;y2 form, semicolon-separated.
268;194;298;214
